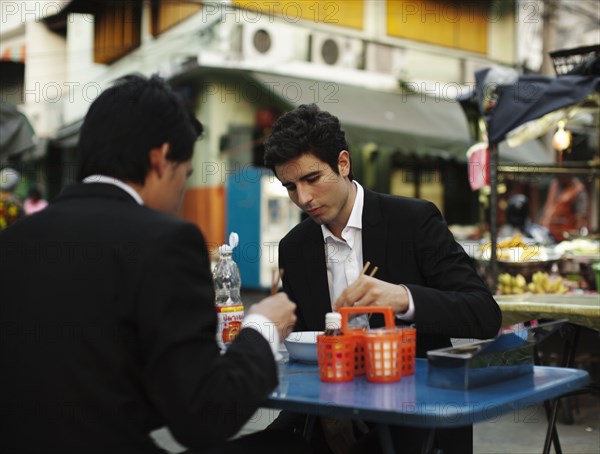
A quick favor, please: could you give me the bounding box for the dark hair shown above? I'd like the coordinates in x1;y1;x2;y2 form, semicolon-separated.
77;74;203;184
264;103;352;180
28;186;42;200
506;194;529;229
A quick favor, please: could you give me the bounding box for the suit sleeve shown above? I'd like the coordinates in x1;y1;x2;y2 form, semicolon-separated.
405;202;501;339
279;236;308;332
136;223;277;450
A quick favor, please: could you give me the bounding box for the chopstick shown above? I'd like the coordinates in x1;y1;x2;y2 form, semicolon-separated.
361;261;378;278
361;261;371;275
271;268;284;295
361;262;378;320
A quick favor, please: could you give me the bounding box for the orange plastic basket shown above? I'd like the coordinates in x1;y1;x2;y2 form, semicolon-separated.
363;329;403;382
339;307;396;376
317;334;356;382
399;326;416;376
344;327;367;375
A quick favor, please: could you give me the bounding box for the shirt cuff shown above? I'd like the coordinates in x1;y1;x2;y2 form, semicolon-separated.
395;285;415;321
242;313;280;359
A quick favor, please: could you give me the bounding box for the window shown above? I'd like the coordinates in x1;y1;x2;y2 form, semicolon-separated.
93;1;142;64
387;0;488;54
151;0;201;36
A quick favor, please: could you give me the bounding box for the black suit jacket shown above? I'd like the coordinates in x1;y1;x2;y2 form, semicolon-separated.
0;183;277;454
279;188;501;356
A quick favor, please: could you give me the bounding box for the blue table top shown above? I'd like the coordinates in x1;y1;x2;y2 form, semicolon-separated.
265;359;589;428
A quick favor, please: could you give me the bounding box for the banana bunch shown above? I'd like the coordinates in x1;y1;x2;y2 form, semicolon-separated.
497;234;526;249
527;271;568;294
498;273;527;295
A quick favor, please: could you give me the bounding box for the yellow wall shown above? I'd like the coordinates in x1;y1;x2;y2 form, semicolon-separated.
387;0;488;54
233;0;364;29
183;186;226;258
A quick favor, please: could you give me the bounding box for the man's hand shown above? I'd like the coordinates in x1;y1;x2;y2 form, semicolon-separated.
248;292;297;341
333;276;409;314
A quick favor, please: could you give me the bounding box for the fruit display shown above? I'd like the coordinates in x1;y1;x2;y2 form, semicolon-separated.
497;271;568;295
497;273;527;295
527;271;568;294
554;239;600;258
480;234;541;262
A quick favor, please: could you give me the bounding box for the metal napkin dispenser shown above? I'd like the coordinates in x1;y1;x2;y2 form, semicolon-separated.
427;320;567;390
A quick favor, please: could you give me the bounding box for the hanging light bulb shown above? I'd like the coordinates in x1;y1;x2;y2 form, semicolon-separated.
552;121;572;152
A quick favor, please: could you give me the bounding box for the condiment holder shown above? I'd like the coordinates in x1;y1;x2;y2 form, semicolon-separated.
339;307;395;376
316;333;357;382
338;307;416;383
399;326;416;376
362;328;403;382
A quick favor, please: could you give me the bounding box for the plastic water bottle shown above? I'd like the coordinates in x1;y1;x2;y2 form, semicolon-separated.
213;232;244;351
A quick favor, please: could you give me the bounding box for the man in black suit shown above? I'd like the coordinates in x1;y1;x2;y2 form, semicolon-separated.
0;74;307;454
264;104;502;453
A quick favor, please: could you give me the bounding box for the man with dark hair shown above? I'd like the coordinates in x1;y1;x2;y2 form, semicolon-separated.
0;74;306;454
264;103;501;453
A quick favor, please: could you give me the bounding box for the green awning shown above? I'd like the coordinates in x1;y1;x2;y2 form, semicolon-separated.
249;72;471;161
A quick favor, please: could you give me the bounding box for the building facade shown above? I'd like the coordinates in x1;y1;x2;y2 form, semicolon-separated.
1;0;598;248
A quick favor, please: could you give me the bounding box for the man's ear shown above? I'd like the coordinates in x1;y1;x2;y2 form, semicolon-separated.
149;143;170;178
338;150;351;177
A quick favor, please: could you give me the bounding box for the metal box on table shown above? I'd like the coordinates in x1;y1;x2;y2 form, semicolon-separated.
427;320;566;390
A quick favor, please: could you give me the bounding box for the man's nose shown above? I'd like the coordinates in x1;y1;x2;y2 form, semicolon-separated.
296;185;312;206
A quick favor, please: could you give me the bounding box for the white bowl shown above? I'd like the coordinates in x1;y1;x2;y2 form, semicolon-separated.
284;331;323;363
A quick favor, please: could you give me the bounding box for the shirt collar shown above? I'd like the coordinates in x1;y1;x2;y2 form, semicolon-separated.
82;175;144;205
321;180;364;241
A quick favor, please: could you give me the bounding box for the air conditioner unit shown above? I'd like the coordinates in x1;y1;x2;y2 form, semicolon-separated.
311;32;364;69
365;42;405;77
241;22;309;64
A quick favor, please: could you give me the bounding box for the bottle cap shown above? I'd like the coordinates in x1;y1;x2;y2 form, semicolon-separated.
218;232;240;256
228;232;239;249
218;244;232;255
325;312;342;330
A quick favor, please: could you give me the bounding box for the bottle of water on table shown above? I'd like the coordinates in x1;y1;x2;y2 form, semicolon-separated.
213;232;244;351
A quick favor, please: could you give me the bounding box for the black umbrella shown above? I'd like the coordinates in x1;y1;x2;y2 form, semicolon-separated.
487;74;600;146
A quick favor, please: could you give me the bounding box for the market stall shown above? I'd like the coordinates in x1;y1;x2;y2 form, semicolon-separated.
473;52;600;295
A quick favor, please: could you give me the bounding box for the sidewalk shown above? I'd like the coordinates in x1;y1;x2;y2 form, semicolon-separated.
154;395;599;453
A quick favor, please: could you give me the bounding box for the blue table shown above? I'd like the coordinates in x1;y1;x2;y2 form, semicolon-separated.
265;359;589;452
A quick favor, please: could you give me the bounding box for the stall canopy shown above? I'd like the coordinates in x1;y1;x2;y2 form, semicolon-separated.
0;102;37;162
249;72;471;161
485;73;600;146
498;139;554;164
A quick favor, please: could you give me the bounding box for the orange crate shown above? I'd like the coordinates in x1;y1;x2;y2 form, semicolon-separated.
317;334;356;382
339;307;396;376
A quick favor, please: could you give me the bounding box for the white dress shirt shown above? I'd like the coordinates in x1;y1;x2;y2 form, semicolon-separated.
322;181;415;326
83;175;144;205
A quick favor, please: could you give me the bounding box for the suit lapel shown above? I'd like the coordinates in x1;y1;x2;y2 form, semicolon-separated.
362;189;388;283
301;222;330;329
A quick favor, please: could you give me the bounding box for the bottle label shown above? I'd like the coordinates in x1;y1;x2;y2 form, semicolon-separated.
216;305;244;350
